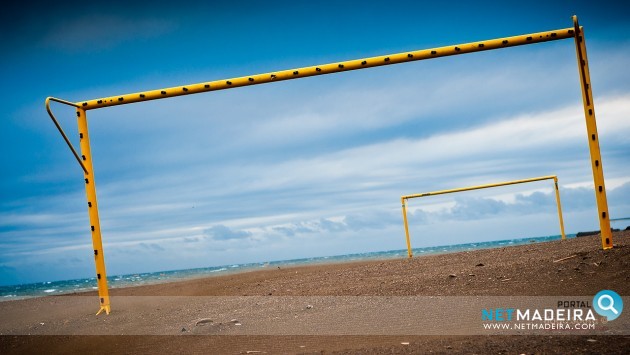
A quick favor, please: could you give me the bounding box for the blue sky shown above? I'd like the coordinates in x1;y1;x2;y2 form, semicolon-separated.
1;1;629;286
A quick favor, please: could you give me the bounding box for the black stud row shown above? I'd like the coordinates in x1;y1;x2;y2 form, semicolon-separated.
79;30;569;108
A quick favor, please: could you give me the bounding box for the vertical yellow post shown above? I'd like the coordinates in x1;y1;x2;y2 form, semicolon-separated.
572;16;613;249
77;108;111;315
401;197;413;258
553;177;566;240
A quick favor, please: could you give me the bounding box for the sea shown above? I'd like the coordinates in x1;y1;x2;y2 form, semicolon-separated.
0;234;573;301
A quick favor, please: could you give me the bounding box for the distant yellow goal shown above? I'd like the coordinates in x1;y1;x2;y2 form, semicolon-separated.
400;175;566;258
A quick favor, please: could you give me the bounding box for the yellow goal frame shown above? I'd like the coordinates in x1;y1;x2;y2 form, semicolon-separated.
401;175;567;258
45;16;611;315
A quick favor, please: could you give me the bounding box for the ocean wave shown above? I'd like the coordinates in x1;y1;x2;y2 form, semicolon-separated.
209;268;227;273
0;234;569;300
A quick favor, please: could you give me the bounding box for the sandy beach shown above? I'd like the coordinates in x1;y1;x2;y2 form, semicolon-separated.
1;230;629;354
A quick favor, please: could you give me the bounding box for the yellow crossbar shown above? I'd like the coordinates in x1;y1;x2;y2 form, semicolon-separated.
74;28;574;110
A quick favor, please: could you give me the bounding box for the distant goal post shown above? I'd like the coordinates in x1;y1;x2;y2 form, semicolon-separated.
400;175;566;258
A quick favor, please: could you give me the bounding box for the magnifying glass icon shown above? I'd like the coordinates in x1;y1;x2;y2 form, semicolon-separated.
598;294;619;315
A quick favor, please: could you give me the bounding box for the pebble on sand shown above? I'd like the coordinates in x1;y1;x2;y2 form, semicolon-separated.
195;318;213;326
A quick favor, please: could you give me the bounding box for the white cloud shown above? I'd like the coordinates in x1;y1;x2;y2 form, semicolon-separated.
214;94;630;200
15;93;628;255
204;224;252;240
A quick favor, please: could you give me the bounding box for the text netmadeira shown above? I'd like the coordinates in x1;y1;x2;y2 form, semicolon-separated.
482;308;596;322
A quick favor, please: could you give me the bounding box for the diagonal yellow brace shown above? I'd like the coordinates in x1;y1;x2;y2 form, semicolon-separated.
45;97;89;174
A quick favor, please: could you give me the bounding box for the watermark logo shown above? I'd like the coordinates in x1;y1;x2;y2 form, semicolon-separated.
593;290;623;321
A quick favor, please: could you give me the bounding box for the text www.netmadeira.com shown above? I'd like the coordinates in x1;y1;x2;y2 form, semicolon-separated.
483;323;596;330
